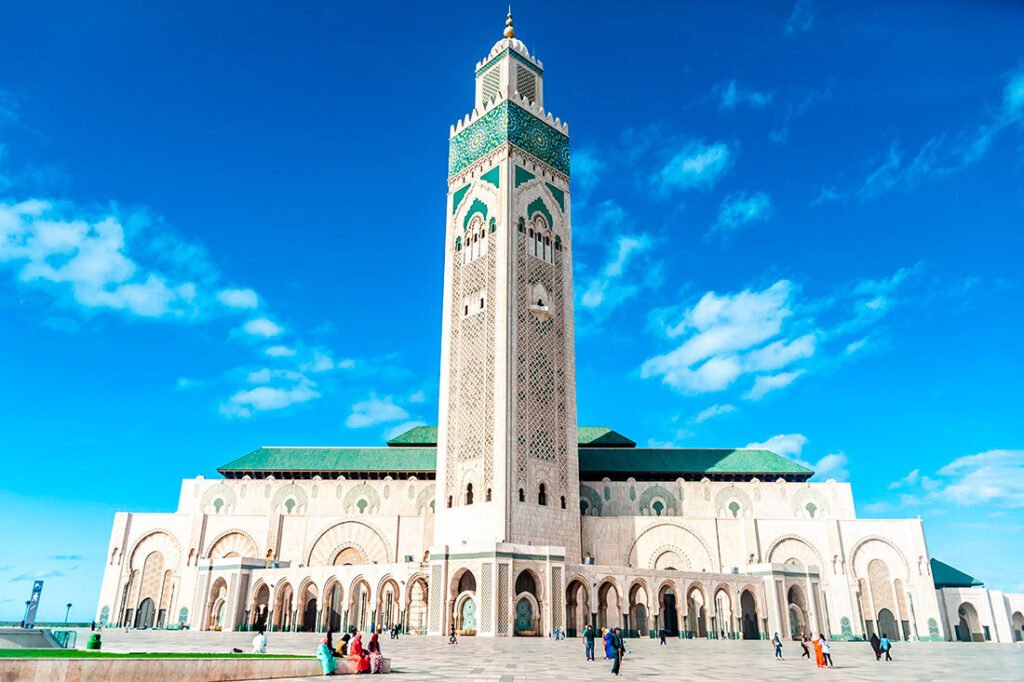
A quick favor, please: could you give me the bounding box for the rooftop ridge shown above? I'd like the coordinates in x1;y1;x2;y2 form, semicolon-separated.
475;37;544;73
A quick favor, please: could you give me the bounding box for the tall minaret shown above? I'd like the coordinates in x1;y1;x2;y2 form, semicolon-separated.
434;12;580;559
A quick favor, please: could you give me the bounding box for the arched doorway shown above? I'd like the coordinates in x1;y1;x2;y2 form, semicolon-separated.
273;582;293;632
876;608;898;641
786;585;807;639
1011;611;1023;642
514;570;540;636
598;581;621;630
377;578;400;630
659;583;679;637
713;588;732;639
323;581;343;633
450;570;477;636
299;582;318;632
406;578;428;635
740;590;760;640
250;583;270;631
687;585;708;638
207;577;229;631
565;579;589;637
349;580;371;632
629;583;650;637
135;598;155;629
957;602;982;642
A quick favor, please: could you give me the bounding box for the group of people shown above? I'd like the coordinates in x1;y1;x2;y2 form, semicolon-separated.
797;633;834;668
869;632;894;661
580;624;627;676
316;628;386;675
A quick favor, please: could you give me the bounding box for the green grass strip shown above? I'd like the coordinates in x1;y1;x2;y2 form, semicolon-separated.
0;649;314;659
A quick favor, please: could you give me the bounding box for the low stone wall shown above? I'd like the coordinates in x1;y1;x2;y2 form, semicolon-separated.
0;656;390;681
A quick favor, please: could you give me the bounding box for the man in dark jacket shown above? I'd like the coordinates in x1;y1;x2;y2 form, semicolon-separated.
610;627;626;676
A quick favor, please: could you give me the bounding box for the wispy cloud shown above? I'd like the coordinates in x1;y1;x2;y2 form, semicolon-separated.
744;369;805;400
746;433;849;481
221;377;320;418
692;403;736;423
345;395;410;429
580;234;660;313
49;555;84;561
714;80;773;110
711;191;773;235
216;288;259;309
874;450;1024;510
655;140;733;193
856;65;1024;199
242;317;282;338
785;0;815;36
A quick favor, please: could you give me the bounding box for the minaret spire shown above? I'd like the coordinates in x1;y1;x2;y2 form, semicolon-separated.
504;8;515;38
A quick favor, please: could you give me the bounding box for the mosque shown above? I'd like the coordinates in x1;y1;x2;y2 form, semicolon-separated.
95;14;1024;644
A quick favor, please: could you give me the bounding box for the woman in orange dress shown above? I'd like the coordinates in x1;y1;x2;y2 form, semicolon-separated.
811;635;826;668
348;631;371;673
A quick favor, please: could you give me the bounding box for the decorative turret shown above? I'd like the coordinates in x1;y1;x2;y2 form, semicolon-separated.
471;12;545;111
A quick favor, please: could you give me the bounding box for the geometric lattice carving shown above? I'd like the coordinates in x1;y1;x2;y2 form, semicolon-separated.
497;563;510;634
551;566;563;629
429;564;444;632
306;521;390;566
480;563;493;634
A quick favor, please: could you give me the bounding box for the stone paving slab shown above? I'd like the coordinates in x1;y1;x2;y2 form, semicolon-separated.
61;629;1022;681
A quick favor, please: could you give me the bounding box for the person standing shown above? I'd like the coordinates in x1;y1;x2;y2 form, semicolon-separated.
880;633;893;661
659;627;667;646
610;627;625;676
821;635;833;668
812;634;825;668
603;628;614;660
449;623;458;645
869;633;882;660
583;624;596;661
772;632;784;660
251;629;268;654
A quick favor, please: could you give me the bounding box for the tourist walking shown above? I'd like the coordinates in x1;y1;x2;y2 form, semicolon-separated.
317;635;338;676
821;635;833;667
603;628;615;659
610;627;626;676
869;633;882;660
880;633;893;661
583;624;596;661
800;634;811;659
659;628;667;646
772;632;784;660
368;631;385;674
449;623;458;645
251;629;267;654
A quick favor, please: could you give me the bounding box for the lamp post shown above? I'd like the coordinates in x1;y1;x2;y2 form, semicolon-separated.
65;603;73;624
23;601;31;628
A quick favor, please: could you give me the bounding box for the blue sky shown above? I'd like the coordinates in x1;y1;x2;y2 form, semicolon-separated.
1;1;1022;621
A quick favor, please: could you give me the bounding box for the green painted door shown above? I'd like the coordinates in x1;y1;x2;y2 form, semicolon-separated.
461;599;476;631
516;598;533;631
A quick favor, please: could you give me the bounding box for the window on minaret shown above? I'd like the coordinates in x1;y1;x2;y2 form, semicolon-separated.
538;484;547;506
486;488;492;502
466;483;474;505
518;488;525;502
560;495;566;510
447;495;453;509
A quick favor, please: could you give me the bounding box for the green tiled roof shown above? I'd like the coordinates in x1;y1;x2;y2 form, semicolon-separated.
218;444;811;478
579;448;813;476
576;427;637;448
218;447;436;474
386;426;438;446
931;558;984;589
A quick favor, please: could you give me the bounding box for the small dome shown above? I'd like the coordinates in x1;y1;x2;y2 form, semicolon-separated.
490;37;530;57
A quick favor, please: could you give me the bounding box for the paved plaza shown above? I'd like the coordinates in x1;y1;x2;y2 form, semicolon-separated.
60;629;1022;680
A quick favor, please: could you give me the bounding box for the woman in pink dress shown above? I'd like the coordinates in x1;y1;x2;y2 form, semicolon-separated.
368;631;385;673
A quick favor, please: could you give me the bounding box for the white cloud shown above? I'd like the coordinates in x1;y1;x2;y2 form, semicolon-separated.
265;345;296;358
810;185;844;207
642;280;814;395
345;395;410;429
747;433;808;459
216;288;259;309
693;403;736;423
938;450;1024;507
785;0;815;35
814;452;849;481
655;141;732;193
243;317;282;338
744;369;805;400
889;469;921;490
844;336;871;355
712;192;772;234
580;234;660;314
221;379;319;418
408;390;427;404
716;80;773;110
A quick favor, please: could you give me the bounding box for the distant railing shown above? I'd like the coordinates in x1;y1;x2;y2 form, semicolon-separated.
51;630;77;649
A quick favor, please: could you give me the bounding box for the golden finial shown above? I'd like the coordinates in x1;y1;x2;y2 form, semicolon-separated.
504;8;515;38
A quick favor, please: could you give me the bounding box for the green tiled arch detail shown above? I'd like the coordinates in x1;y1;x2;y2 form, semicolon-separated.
481;166;501;188
527;197;553;227
451;183;472;215
545;183;565;212
638;485;678;515
580;485;603;515
463;198;488;230
515;166;536;187
449;101;570;177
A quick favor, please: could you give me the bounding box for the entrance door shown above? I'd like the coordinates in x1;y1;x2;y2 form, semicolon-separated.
460;598;477;632
516;598;533;633
877;608;898;639
662;594;678;636
136;598;155;629
303;598;317;632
